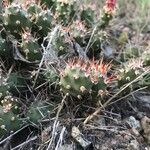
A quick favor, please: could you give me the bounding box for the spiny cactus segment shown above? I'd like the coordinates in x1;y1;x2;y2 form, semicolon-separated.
59;58;114;98
0;96;22;138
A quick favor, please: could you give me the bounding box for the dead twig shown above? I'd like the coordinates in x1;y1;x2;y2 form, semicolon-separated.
55;126;66;150
11;136;37;150
33;25;60;87
85;26;97;54
0;125;28;145
47;94;68;149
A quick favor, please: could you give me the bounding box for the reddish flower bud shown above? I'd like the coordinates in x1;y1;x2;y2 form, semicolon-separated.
103;0;117;15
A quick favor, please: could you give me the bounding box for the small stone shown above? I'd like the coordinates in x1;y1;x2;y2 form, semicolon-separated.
95;117;106;126
141;116;150;145
59;144;73;150
130;128;140;136
128;140;139;150
125;116;141;130
71;126;92;149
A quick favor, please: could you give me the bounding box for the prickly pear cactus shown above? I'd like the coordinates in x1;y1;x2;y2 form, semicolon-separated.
0;70;9;100
2;3;32;36
35;10;53;36
7;72;27;95
60;59;113;98
142;51;150;66
117;59;144;91
0;35;10;58
0;97;22;138
39;0;55;9
81;7;95;27
26;101;53;125
20;31;42;62
50;28;72;56
44;66;59;83
100;0;116;28
118;69;137;88
27;2;53;37
27;3;42;20
54;0;76;25
59;64;93;97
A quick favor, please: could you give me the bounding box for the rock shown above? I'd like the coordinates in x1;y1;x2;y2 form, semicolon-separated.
125;116;141;130
60;144;74;150
95;117;106;126
130;128;140;136
127;140;140;150
134;92;150;116
141;116;150;145
101;43;113;58
41;126;51;143
71;126;92;149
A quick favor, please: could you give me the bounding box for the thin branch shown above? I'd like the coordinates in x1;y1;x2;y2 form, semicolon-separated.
11;136;37;150
85;26;97;54
47;94;68;150
0;125;28;145
84;69;150;124
33;25;60;87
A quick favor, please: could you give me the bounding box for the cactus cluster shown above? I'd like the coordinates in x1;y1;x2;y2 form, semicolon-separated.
0;68;28;101
0;0;116;64
0;71;27;138
0;96;22;137
59;59;114;98
2;3;31;36
2;0;147;140
0;0;149;145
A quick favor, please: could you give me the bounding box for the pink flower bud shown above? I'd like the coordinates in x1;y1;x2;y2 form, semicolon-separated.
103;0;117;15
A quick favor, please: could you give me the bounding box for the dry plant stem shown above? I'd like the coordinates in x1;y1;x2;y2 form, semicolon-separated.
85;26;97;54
86;125;136;139
33;25;60;87
84;69;150;124
55;126;66;150
85;124;126;132
0;125;28;145
108;86;147;106
47;94;67;149
6;63;15;80
11;136;37;150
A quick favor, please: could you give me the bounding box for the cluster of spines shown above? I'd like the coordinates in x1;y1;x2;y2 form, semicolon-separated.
59;59;114;98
